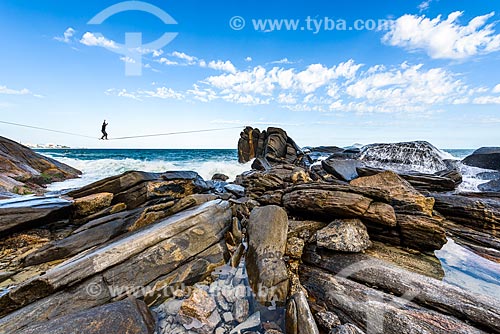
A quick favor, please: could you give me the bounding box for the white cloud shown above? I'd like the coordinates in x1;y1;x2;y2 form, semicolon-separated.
277;93;297;104
106;87;183;100
80;32;117;49
383;11;500;59
157;57;179;65
245;57;253;62
0;85;31;95
55;27;76;43
171;51;198;64
152;50;163;57
120;56;136;64
493;84;500;93
473;95;500;104
418;0;432;12
271;58;294;64
207;60;237;73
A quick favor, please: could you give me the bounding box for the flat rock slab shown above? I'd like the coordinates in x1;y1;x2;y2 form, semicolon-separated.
14;298;155;334
462;147;500;171
321;159;364;182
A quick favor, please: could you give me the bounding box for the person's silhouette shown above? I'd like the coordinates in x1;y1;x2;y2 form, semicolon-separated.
101;120;108;140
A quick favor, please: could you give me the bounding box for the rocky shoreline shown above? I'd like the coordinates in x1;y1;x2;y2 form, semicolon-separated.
0;128;499;334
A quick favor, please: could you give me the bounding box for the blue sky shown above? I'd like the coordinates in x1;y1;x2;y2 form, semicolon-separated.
0;0;499;149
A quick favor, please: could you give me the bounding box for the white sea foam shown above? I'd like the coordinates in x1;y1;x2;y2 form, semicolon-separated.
46;157;253;192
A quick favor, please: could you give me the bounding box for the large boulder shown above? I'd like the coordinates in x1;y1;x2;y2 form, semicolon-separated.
72;192;114;218
478;179;500;192
359;141;449;172
237;126;305;166
350;171;435;216
462;147;500;171
246;205;289;305
0;136;81;194
316;219;371;252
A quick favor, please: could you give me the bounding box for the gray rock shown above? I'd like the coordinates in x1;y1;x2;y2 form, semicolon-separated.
478;179;500;192
316;219;371;252
315;311;341;332
330;323;365;334
462;147;500;171
321;159;364;181
224;184;245;197
232;298;249;323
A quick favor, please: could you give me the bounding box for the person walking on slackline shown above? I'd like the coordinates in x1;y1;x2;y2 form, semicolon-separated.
101;120;108;140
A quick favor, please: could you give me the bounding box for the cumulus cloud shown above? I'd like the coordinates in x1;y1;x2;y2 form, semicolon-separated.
382;11;500;59
55;27;76;43
245;56;253;62
0;85;43;98
80;32;117;49
493;84;500;93
473;95;500;104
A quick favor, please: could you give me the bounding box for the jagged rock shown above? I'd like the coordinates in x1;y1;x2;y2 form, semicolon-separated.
359;141;449;172
0;136;80;194
314;311;341;332
285;290;320;334
302;248;500;334
237;127;305;166
301;265;488;334
72;192;113;218
478;179;500;192
321;159;363;181
13;298;155;334
286;237;305;259
350;171;435;216
316;219;371;253
178;288;216;324
251;157;272;171
397;214;446;251
246;206;289;305
462;147;500;171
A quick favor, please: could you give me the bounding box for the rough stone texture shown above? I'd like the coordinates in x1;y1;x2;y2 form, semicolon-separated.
357;166;459;192
362;202;397;227
14;298;155;334
283;186;373;220
350;171;435;216
285;290;320;334
462;147;500;171
178;288;216;322
397;214;447;251
246;205;289;305
314;311;341;332
321;159;364;181
331;324;365;334
72;192;114;218
301;265;488;334
316;219;371;252
432;193;499;236
286;237;305;259
0;136;81;194
0;203;72;236
302;249;500;334
0;200;231;320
